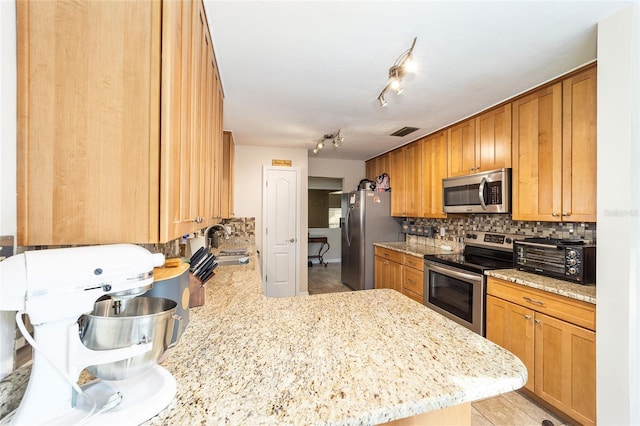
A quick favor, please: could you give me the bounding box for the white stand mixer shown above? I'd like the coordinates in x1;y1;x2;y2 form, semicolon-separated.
0;244;174;425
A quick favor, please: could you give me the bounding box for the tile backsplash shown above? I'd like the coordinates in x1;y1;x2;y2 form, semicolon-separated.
140;217;256;258
408;214;596;243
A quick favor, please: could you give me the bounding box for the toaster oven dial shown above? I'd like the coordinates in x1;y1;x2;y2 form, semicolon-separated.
568;267;578;275
567;258;577;266
567;249;578;258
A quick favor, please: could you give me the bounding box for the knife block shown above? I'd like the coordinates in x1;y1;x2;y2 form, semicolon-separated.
188;273;206;308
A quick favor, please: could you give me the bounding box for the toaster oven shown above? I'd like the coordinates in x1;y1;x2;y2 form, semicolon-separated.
514;238;596;284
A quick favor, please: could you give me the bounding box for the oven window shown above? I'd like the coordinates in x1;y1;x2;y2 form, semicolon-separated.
428;270;473;323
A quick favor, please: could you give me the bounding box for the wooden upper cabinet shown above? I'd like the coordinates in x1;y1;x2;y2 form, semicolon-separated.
475;103;512;172
512;65;596;222
447;118;476;177
366;153;390;181
390;143;421;217
17;0;161;245
562;66;597;222
421;131;448;218
389;149;406;216
365;160;376;181
17;0;224;245
512;83;563;222
221;131;235;219
448;105;512;178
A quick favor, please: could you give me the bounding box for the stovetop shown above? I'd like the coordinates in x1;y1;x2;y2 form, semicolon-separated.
424;230;520;274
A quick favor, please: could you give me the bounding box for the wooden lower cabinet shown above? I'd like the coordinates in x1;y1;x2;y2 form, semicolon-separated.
486;277;596;425
374;248;425;303
374;252;402;292
401;254;424;303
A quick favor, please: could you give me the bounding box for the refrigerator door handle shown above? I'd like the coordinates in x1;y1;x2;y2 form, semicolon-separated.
345;207;352;246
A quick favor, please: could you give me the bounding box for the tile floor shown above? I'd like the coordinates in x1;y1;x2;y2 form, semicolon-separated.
307;261;570;426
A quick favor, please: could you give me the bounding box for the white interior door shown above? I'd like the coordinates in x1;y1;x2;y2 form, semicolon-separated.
263;166;299;297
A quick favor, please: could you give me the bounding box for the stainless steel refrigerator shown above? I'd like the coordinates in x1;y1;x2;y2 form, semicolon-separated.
341;190;402;290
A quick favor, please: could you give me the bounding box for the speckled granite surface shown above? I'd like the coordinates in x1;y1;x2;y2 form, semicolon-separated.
1;246;527;425
486;269;596;305
373;241;456;257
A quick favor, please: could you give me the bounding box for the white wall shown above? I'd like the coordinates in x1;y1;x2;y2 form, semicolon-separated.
234;145;309;293
308;157;365;194
0;1;17;379
597;4;640;424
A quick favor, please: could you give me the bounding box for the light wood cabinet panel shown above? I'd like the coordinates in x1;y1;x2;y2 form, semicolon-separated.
562;66;597;222
18;0;224;245
512;65;596;223
365;159;376;181
374;253;402;292
486;277;596;425
535;312;596;425
475;103;512;172
17;0;162;244
486;295;535;392
401;266;423;300
447;118;476;177
512;83;563;221
487;278;595;331
366;154;390;182
161;0;200;241
421;131;448;218
390;143;421;217
222;131;235;218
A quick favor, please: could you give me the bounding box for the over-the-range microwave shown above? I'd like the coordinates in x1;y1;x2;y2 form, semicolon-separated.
442;168;511;214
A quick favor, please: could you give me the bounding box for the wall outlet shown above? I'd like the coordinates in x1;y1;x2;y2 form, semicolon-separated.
439;227;446;237
225;226;232;234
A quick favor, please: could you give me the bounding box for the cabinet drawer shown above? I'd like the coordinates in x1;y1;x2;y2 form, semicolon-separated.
403;267;423;297
403;288;423;304
374;246;402;263
402;253;424;271
487;277;595;331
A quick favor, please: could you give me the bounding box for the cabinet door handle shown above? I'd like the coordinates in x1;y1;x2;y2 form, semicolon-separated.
523;296;545;306
562;212;571;217
552;212;559;217
408;278;416;284
535;319;541;324
524;314;531;320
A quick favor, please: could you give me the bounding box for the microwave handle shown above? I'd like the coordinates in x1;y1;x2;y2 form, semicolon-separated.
478;177;488;210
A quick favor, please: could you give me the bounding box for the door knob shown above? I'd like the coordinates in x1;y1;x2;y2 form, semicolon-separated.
289;238;295;242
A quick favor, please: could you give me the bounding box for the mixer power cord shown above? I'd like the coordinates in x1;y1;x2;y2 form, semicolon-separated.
1;312;123;425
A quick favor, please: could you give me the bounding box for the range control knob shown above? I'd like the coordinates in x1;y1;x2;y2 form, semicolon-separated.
567;250;578;258
465;233;473;239
505;237;512;244
470;234;478;239
568;267;578;275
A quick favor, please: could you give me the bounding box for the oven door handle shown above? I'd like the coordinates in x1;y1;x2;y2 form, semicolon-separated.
517;241;564;250
426;262;482;283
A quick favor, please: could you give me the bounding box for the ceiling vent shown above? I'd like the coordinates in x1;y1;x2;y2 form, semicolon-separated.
390;126;419;137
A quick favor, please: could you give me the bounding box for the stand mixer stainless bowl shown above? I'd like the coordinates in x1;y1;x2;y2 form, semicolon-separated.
80;297;180;380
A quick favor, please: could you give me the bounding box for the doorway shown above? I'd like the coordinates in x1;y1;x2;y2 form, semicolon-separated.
262;166;299;297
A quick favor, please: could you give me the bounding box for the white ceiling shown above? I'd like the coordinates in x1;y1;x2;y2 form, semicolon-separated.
204;1;631;161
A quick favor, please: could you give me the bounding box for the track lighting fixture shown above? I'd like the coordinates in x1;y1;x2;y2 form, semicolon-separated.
377;37;417;107
313;129;343;154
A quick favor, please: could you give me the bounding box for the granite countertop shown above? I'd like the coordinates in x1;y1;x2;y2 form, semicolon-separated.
373;241;459;257
1;245;527;425
486;269;596;305
144;246;526;425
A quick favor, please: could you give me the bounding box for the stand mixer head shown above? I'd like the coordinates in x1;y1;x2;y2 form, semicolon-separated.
0;244;175;425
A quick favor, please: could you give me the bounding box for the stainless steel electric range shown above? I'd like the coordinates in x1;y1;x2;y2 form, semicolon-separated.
423;230;521;336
